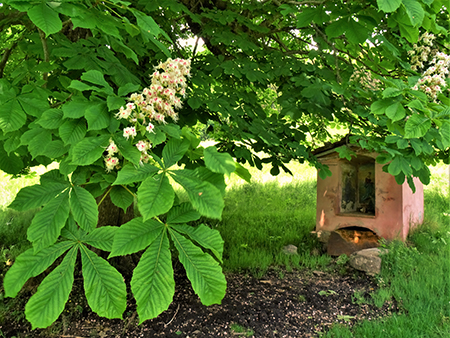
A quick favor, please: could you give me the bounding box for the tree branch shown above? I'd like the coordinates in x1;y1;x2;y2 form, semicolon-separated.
0;42;18;78
38;28;50;87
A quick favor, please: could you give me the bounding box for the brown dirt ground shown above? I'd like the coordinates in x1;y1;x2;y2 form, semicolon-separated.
1;266;399;338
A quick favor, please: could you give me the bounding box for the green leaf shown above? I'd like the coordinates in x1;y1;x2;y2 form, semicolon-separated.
406;175;416;193
131;230;174;323
42;140;70;158
85;101;110;131
439;121;450;149
25;247;77;329
83;226;117;252
0;147;23;175
113;134;142;165
376;153;392;164
132;10;162;36
402;0;425;26
37;109;64;129
27;189;70;253
147;127;166;145
59;119;87;146
28;2;62;36
68;80;98;92
318;165;332;180
3;131;21;154
194;167;227;197
188;97;202;109
8;182;68;211
170;170;224;219
71;135;109;166
62;97;91;119
325;19;347;39
335;146;356;161
20;128;52;159
377;0;402;12
113;163;159;185
172;224;224;263
162;138;190;168
296;8;315;27
386;102;406;122
170;230;226;306
405;114;431;138
233;162;252;183
137;174;175;221
395;172;405;185
61;214;86;242
107;95;126;111
70;186;98;232
399;23;419;43
0;99;26;132
167;203;201;224
409;155;423;170
204;147;236;176
417;166;430;185
382;87;403;98
397;138;409;149
407;99;425;111
3;241;74;298
109;217;164;258
109;38;139;65
118;83;140;97
81;70;111;89
80;245;127;319
370;99;392;115
160;124;182;139
40;169;69;185
388;156;412;176
346;19;370;44
109;185;134;212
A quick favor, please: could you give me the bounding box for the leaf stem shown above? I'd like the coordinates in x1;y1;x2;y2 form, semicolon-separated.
121;184;136;198
97;186;113;207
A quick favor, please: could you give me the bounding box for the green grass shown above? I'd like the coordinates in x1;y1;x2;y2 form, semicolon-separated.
0;171;41;269
230;323;255;337
218;161;331;275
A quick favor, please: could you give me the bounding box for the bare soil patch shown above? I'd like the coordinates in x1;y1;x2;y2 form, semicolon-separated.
1;267;398;338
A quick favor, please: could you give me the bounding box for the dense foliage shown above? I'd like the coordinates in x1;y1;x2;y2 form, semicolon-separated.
0;0;448;329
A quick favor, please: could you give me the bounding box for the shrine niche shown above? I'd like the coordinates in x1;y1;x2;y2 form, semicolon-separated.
313;142;424;255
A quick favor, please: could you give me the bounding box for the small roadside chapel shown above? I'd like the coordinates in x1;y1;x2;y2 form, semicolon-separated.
313;140;424;255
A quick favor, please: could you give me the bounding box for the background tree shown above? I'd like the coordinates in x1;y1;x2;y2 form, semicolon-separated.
0;0;449;329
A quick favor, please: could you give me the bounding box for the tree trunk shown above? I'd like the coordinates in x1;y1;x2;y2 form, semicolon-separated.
96;192;137;278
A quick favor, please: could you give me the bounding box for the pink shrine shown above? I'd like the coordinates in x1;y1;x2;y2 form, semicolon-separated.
314;144;424;246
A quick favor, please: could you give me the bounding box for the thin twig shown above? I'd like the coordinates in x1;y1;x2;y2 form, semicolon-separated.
192;36;200;58
50;93;73;108
164;303;180;327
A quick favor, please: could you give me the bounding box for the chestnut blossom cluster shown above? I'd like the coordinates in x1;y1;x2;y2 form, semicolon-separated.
116;58;191;127
409;33;450;100
349;67;381;91
104;139;120;172
104;58;191;172
104;138;153;172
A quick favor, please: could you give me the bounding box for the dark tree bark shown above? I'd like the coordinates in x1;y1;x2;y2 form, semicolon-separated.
96;192;137;278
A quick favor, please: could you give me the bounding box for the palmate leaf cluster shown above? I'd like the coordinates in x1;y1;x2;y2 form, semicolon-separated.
0;0;449;330
4;139;233;328
0;0;243;328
